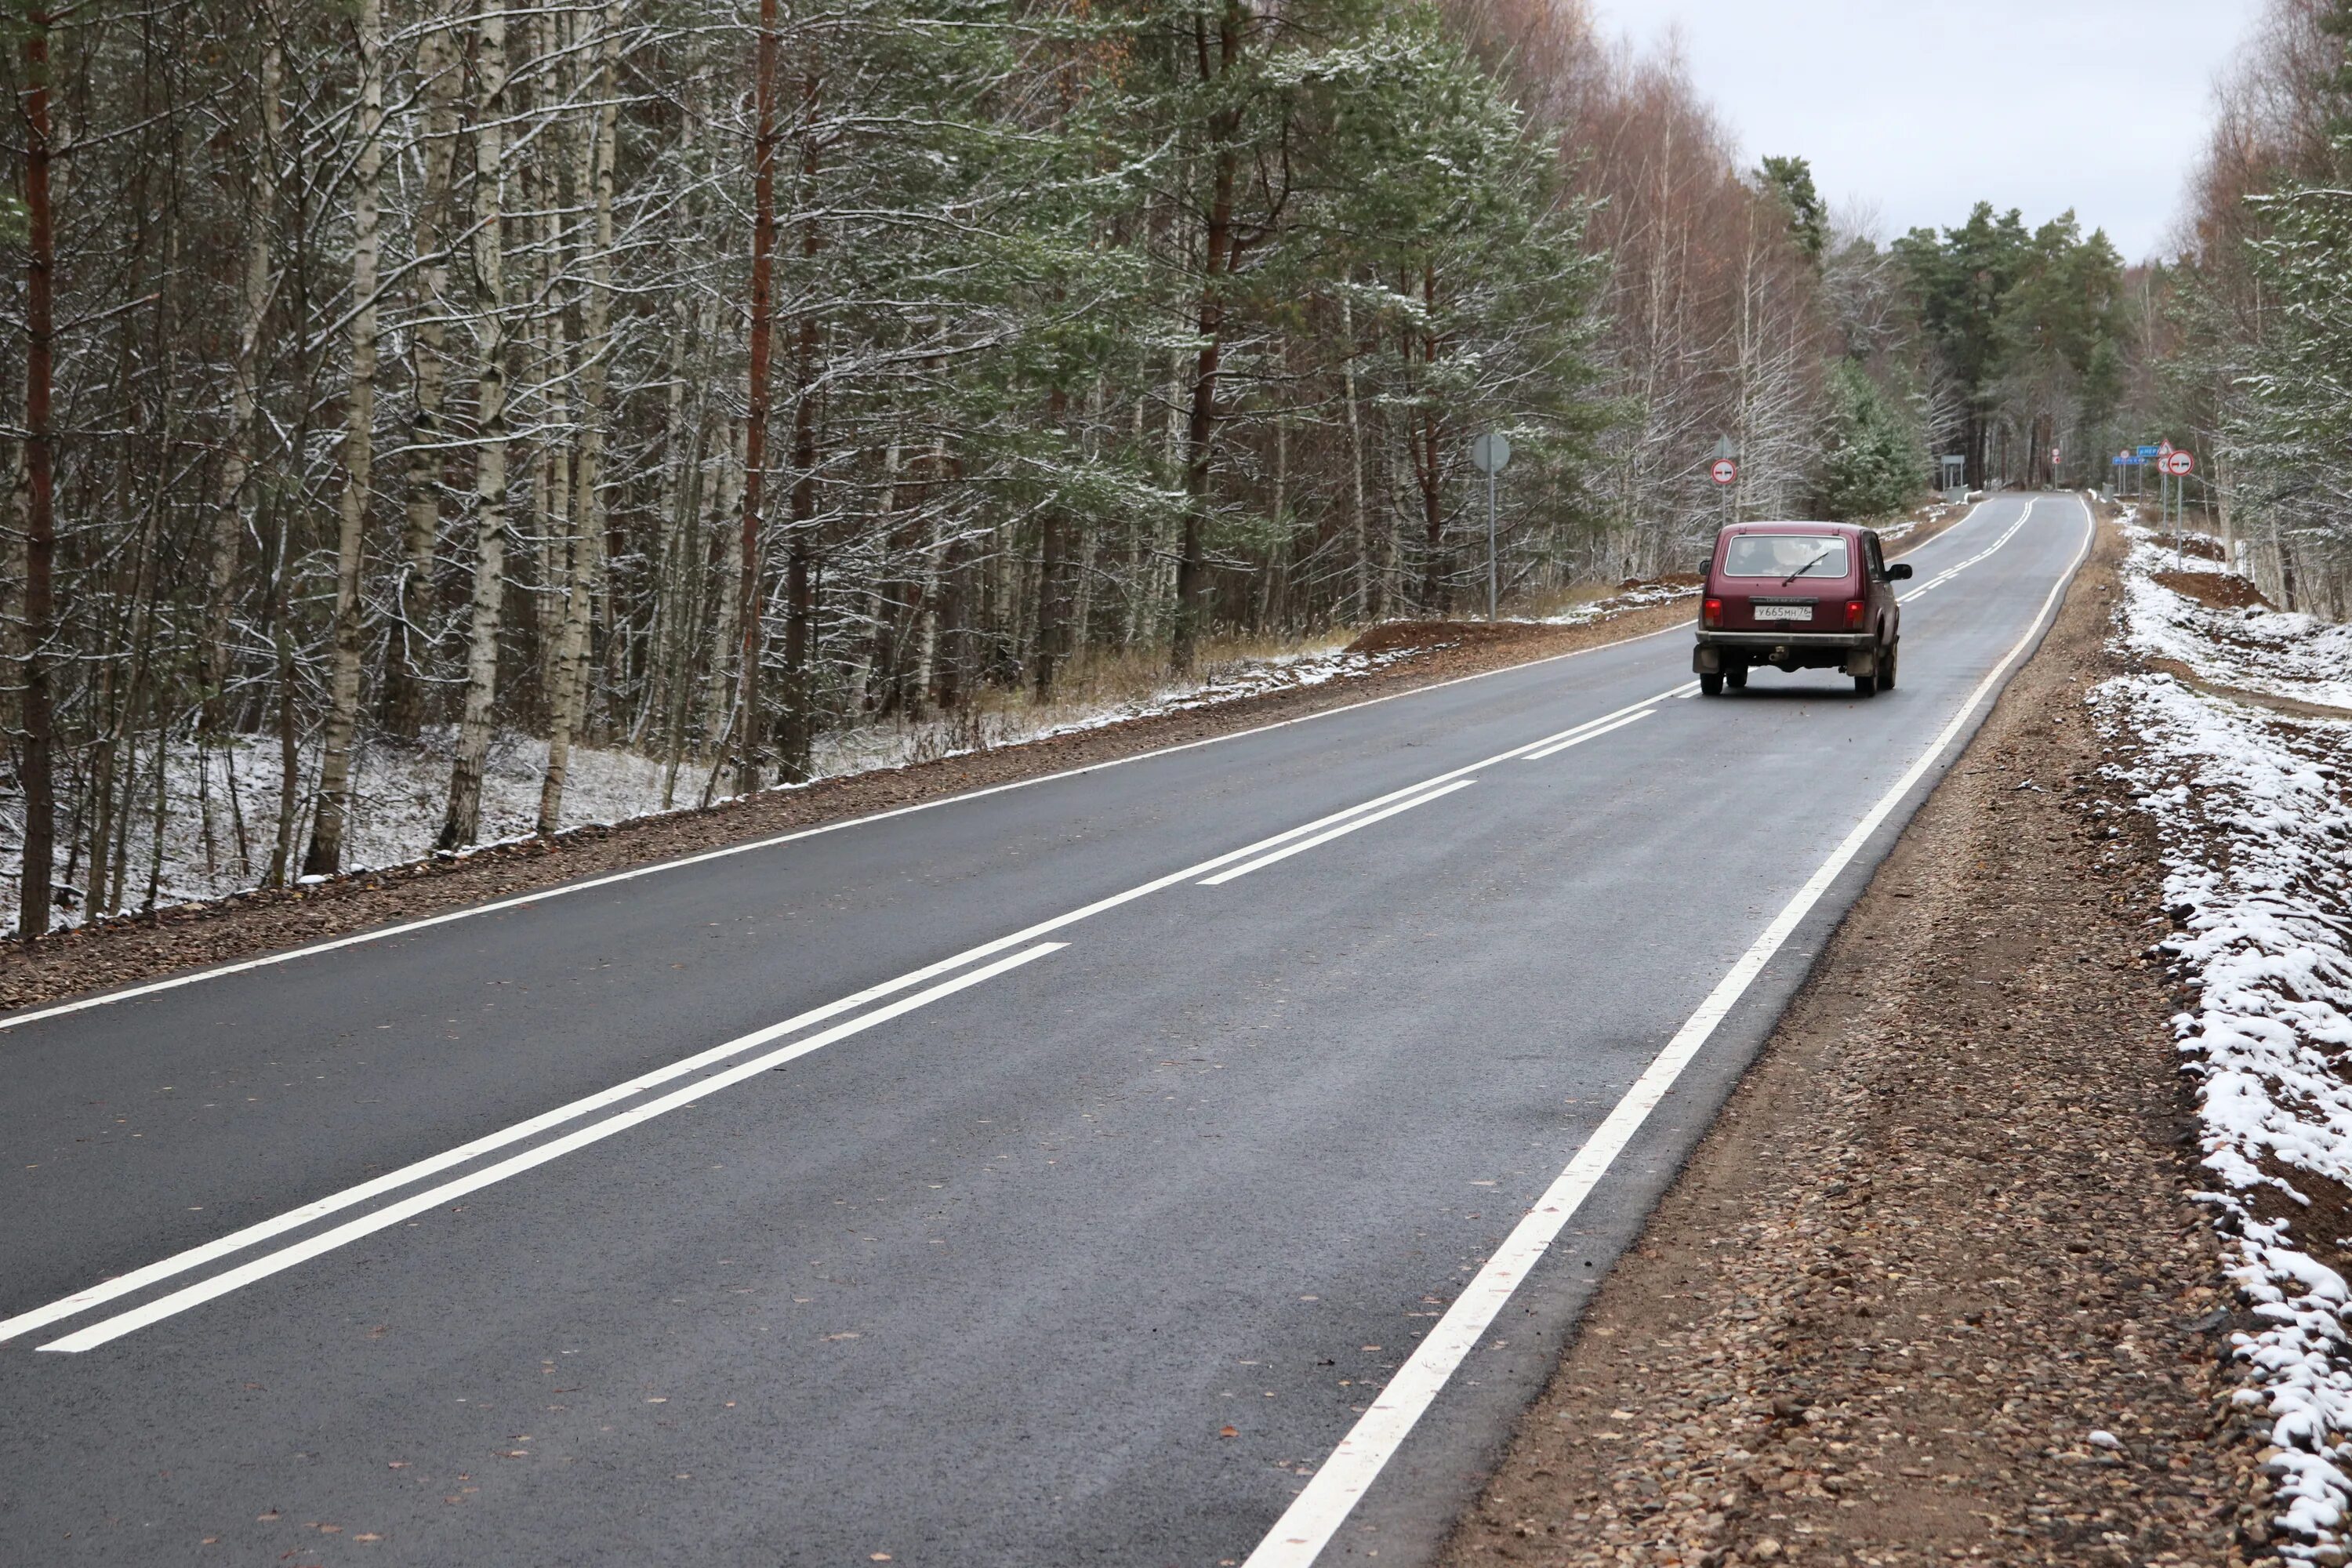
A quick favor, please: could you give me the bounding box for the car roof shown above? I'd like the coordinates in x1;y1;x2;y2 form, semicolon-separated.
1718;521;1866;537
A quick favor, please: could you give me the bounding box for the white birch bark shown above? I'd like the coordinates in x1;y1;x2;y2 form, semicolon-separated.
390;0;464;741
439;0;510;851
539;0;623;835
303;0;383;876
202;16;280;728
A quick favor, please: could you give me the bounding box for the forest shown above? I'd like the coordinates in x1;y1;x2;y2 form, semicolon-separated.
0;0;2163;936
2140;0;2352;622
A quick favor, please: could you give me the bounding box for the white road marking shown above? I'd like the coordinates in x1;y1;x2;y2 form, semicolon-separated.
1241;498;2092;1568
9;503;2037;1348
1900;500;2033;604
0;643;1704;1040
36;943;1069;1352
1519;709;1654;761
1200;782;1479;887
0;718;1661;1348
0;501;2003;1038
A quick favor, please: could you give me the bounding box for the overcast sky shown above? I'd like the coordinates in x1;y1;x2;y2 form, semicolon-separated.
1579;0;2267;260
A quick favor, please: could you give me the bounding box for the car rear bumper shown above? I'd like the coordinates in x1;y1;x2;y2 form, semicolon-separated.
1693;630;1880;677
1696;630;1875;651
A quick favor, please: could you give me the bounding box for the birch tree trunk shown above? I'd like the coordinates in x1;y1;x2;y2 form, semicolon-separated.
729;0;782;796
203;15;280;734
388;0;463;742
305;0;383;876
16;7;56;938
540;0;623;834
438;0;510;851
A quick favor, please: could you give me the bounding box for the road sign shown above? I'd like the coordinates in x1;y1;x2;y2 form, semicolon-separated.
1710;459;1739;487
2164;450;2195;477
2136;445;2160;459
1470;432;1512;474
2158;440;2175;458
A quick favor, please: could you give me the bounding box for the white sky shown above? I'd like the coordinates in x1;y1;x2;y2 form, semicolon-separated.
1580;0;2269;261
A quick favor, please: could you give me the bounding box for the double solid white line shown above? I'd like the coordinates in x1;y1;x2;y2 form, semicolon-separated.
34;943;1067;1352
12;695;1674;1353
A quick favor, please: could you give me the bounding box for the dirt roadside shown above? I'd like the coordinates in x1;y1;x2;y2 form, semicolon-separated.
1443;515;2266;1568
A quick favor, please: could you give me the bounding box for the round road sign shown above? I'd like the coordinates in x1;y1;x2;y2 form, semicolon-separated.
1470;431;1512;474
2164;451;2196;477
1709;459;1738;487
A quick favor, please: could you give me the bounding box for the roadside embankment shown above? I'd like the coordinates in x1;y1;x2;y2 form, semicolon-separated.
1447;506;2291;1568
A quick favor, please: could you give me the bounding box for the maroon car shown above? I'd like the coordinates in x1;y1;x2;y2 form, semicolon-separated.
1693;521;1910;698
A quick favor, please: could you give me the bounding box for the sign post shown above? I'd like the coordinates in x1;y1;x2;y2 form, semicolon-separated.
1711;435;1741;532
2162;449;2196;552
1470;431;1513;621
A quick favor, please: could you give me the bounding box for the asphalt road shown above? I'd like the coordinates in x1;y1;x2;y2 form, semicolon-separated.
0;494;2092;1568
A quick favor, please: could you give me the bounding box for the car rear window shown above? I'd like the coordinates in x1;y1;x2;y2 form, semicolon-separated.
1722;535;1850;579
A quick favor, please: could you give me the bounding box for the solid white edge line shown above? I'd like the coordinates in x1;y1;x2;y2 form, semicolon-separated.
0;503;2001;1037
38;942;1069;1352
1240;498;2090;1568
1200;781;1479;887
1519;709;1654;761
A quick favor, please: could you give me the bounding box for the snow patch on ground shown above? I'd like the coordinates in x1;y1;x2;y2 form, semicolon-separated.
1540;580;1699;626
2099;524;2352;1555
2121;520;2352;711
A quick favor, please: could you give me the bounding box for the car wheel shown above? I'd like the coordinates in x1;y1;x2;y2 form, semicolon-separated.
1853;673;1877;698
1700;671;1725;697
1878;641;1898;691
1726;663;1748;690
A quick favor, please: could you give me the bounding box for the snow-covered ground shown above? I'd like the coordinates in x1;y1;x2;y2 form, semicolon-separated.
2122;524;2352;712
2100;512;2352;1555
0;640;1416;935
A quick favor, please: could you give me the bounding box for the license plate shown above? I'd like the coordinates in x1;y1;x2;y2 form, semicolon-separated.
1754;604;1813;622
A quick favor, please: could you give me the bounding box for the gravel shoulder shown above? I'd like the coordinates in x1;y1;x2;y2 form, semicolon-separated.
1443;513;2269;1568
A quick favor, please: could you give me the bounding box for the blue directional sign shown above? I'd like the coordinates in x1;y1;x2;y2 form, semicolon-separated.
2136;445;2160;458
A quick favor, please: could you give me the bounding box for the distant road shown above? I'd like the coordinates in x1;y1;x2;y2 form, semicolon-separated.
0;495;2091;1567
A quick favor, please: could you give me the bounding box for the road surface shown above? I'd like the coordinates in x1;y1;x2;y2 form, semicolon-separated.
0;495;2092;1567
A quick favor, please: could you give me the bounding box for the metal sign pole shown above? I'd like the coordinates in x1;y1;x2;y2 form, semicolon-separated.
1470;431;1512;622
1486;463;1497;622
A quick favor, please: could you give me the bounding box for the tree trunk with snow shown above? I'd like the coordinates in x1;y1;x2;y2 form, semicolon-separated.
305;0;383;877
439;0;511;851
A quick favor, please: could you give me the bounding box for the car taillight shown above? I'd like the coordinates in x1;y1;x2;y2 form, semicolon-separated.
1703;597;1723;628
1845;598;1867;629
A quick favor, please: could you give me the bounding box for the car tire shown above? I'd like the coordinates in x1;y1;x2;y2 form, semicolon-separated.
1879;641;1898;692
1853;673;1877;698
1700;671;1725;697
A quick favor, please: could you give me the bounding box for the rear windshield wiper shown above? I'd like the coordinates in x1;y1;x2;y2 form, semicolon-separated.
1781;549;1834;585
